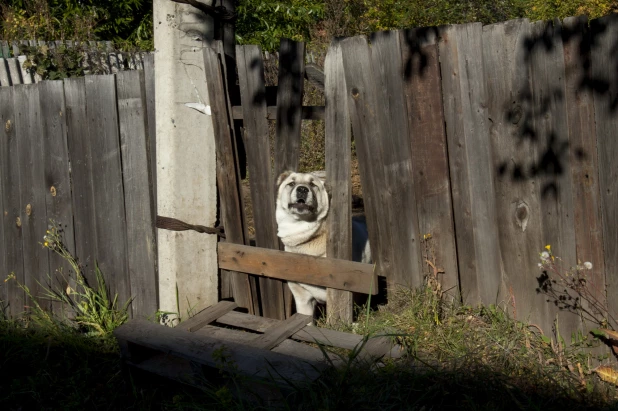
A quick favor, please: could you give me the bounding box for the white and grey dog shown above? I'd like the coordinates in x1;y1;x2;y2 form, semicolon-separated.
275;170;371;316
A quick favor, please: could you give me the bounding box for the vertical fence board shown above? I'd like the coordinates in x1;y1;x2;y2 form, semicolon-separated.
13;85;49;311
16;56;33;84
116;70;157;319
143;53;157;219
592;14;618;321
563;16;607;327
65;77;97;283
38;80;75;315
236;45;285;319
340;36;394;279
483;19;550;329
0;59;11;86
7;58;22;85
0;87;24;316
439;23;503;305
0;41;9;58
324;40;353;322
202;45;255;312
370;30;423;287
400;28;459;296
528;20;580;337
84;75;131;313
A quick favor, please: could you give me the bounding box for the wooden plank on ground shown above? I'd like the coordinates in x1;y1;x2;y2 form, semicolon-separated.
438;23;503;306
116;70;158;319
370;30;423;287
13;84;49;311
202;44;254;311
400;27;459;295
218;242;378;294
236;45;285;319
274;39;305;176
324;39;353;323
340;35;394;278
0;86;24;316
38;80;75;316
84;75;131;310
563;15;607;329
528;19;580;337
0;59;11;86
175;301;238;332
592;14;618;321
482;19;550;329
251;313;311;350
113;319;323;383
64;77;97;284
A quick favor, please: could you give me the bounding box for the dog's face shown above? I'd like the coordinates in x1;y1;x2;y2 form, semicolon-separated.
276;171;330;222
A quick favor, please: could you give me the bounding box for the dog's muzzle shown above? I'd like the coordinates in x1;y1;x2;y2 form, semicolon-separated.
289;185;315;213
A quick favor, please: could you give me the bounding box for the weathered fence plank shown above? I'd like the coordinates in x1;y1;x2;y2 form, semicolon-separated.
370;30;423;287
439;23;503;305
6;58;22;85
202;45;255;312
143;53;157;221
84;75;131;311
16;56;33;84
13;85;49;311
236;45;286;319
0;86;24;316
340;35;394;279
0;59;10;86
400;27;459;296
116;70;157;319
324;39;353;322
592;14;618;322
38;80;75;315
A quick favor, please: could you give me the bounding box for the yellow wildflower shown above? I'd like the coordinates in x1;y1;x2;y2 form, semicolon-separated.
545;245;551;251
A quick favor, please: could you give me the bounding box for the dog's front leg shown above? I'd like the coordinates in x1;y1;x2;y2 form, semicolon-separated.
287;281;316;318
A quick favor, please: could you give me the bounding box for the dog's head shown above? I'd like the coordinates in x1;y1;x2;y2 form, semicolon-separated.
276;170;330;222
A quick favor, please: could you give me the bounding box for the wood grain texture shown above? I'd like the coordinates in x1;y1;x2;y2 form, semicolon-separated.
370;30;423;287
250;313;311;350
175;301;238;332
84;75;131;311
236;45;285;319
38;80;75;315
13;85;49;311
0;86;24;316
340;35;394;278
400;28;459;296
0;59;11;86
438;23;503;306
592;14;618;321
274;39;305;177
202;45;254;311
142;53;157;222
218;242;378;294
116;70;158;319
324;39;353;323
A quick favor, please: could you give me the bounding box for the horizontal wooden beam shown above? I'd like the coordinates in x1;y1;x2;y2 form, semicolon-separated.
231;105;324;120
218;242;378;295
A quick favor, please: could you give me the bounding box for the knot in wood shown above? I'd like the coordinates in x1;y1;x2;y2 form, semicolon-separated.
50;186;57;197
16;216;21;227
26;204;32;216
351;87;360;99
514;200;529;232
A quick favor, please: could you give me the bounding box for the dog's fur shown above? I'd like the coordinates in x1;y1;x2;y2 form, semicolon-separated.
275;170;371;317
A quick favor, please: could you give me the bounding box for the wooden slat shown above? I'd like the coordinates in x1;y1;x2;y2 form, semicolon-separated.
438;23;503;305
113;319;323;383
231;105;324;120
400;27;459;295
202;44;254;311
64;77;97;283
324;39;353;323
340;35;394;278
116;70;157;319
370;30;423;287
142;53;156;219
528;19;580;337
0;41;9;58
563;16;607;328
0;86;24;316
592;14;618;321
16;56;33;84
84;75;131;309
250;313;311;350
38;80;75;315
218;242;378;294
236;45;285;320
13;85;49;311
6;58;22;85
274;38;305;176
305;63;325;89
0;59;11;86
176;301;238;332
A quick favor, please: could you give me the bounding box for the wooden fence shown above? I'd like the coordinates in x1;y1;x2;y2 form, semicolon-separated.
0;58;157;319
208;14;618;337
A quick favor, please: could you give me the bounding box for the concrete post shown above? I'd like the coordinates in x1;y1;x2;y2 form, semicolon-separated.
153;0;218;323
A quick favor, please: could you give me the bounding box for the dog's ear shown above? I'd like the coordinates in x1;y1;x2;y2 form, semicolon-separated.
323;181;332;201
276;170;293;186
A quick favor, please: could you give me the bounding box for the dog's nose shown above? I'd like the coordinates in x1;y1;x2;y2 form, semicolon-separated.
295;186;309;199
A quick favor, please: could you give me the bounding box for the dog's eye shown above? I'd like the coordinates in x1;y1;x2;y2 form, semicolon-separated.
288;182;295;187
309;181;317;187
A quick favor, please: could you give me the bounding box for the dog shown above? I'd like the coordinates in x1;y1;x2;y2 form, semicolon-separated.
275;170;371;317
